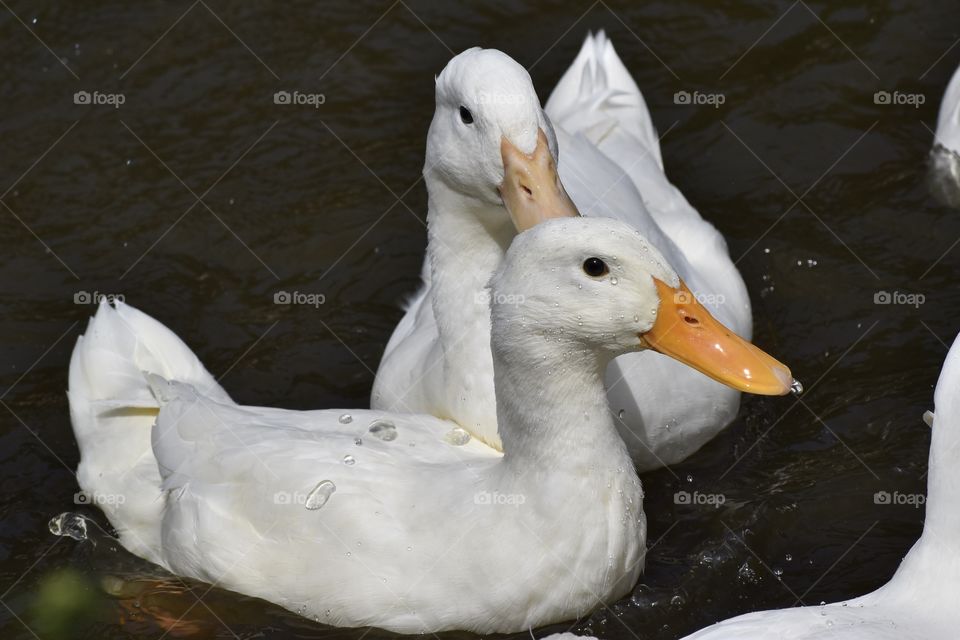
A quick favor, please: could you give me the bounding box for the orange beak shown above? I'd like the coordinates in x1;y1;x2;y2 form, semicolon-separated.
499;128;580;231
643;278;794;396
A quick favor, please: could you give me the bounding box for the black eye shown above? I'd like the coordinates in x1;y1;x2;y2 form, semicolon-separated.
582;257;609;277
459;106;474;124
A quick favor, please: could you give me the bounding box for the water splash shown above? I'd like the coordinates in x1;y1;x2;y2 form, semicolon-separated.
49;513;89;541
928;145;960;208
338;414;353;424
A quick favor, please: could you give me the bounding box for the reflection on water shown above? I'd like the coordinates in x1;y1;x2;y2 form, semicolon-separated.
928;146;960;207
2;0;960;638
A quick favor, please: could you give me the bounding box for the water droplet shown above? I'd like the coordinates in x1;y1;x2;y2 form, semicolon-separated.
338;413;353;424
686;474;694;483
617;409;625;420
773;567;784;578
443;427;471;446
790;379;804;395
49;513;88;541
304;480;336;510
354;437;363;446
343;454;356;466
785;553;793;562
633;314;640;322
737;561;758;584
610;276;619;285
368;419;397;441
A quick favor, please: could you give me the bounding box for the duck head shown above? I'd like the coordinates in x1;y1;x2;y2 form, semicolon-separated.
491;217;794;396
427;48;579;231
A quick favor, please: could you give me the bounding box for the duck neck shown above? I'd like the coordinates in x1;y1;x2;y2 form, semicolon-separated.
425;178;515;378
890;355;960;591
491;324;632;475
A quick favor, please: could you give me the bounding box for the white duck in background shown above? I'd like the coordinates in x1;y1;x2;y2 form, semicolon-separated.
681;333;960;640
930;61;960;206
373;33;756;470
68;217;792;634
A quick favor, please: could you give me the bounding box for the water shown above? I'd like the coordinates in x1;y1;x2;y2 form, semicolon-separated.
368;419;397;441
443;427;471;446
1;1;957;639
304;480;336;511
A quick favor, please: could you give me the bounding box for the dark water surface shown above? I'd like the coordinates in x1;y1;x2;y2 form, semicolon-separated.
2;1;959;638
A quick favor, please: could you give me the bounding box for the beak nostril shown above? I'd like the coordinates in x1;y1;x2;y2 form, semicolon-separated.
520;184;533;198
683;316;700;326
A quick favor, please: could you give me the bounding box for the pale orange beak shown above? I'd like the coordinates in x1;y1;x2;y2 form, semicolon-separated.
499;128;580;231
643;278;794;396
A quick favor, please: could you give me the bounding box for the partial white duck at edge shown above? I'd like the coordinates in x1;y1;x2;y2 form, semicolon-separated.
372;32;758;471
67;217;793;634
929;60;960;206
680;331;960;640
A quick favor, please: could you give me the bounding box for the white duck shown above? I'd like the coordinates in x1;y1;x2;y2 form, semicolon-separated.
68;217;792;634
680;334;960;639
372;33;755;470
930;61;960;205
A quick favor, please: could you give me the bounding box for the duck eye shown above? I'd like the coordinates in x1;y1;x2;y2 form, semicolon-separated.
459;106;474;125
582;257;609;277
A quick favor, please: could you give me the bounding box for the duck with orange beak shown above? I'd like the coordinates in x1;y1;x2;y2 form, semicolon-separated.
373;40;783;469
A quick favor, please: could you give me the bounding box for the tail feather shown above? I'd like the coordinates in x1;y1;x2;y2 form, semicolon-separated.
67;300;229;563
545;30;663;169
